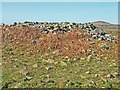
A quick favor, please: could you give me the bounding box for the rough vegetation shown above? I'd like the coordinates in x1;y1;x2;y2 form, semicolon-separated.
1;22;120;89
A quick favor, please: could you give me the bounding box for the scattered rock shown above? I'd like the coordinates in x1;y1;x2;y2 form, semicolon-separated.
64;56;69;59
13;83;21;88
23;76;33;81
20;52;24;55
106;74;115;78
47;80;55;83
46;75;50;78
19;69;29;75
40;80;46;85
92;34;97;39
113;72;120;77
87;55;92;60
42;29;49;34
32;63;38;68
70;81;75;85
52;50;59;54
85;71;91;74
43;59;54;64
31;40;37;44
69;70;72;73
89;80;96;85
90;42;95;45
101;44;110;50
2;22;117;43
95;74;99;77
45;66;56;71
60;61;67;66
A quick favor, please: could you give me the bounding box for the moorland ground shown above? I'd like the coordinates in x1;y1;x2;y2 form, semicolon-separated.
1;25;120;88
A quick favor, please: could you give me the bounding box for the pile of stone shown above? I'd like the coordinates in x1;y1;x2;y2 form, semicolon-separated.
79;23;117;43
13;22;79;34
5;21;117;43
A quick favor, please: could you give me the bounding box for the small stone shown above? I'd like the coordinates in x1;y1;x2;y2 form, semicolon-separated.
92;34;97;39
106;74;115;78
90;42;95;45
40;81;46;86
66;79;70;83
87;55;92;60
112;72;119;78
14;83;21;88
60;61;67;66
98;38;102;41
20;52;24;55
45;66;56;71
87;38;93;41
90;80;96;85
80;75;86;79
47;80;55;83
101;44;109;50
73;58;77;61
95;74;99;77
52;50;59;54
65;56;69;59
31;40;37;44
86;71;91;74
65;83;69;87
45;59;54;64
32;63;38;68
19;69;29;75
14;58;18;61
53;61;58;65
43;29;49;34
69;70;72;73
87;49;92;52
23;76;33;81
75;71;78;74
70;81;75;85
46;75;50;78
26;76;33;80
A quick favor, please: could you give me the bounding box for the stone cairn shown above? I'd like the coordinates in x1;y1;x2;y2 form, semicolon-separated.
2;21;117;43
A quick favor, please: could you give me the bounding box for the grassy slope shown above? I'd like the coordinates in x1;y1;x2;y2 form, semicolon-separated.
2;28;120;88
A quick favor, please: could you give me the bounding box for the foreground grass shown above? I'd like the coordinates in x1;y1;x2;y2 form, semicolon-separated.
2;51;119;88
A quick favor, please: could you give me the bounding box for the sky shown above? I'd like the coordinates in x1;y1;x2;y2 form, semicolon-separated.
2;2;118;24
1;0;120;2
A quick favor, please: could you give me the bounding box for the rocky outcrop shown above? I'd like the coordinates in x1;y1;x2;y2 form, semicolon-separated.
2;21;117;43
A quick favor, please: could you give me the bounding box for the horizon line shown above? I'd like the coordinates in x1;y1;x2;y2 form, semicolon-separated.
1;20;119;25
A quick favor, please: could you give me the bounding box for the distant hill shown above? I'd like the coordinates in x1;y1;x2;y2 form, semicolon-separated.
91;21;118;31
